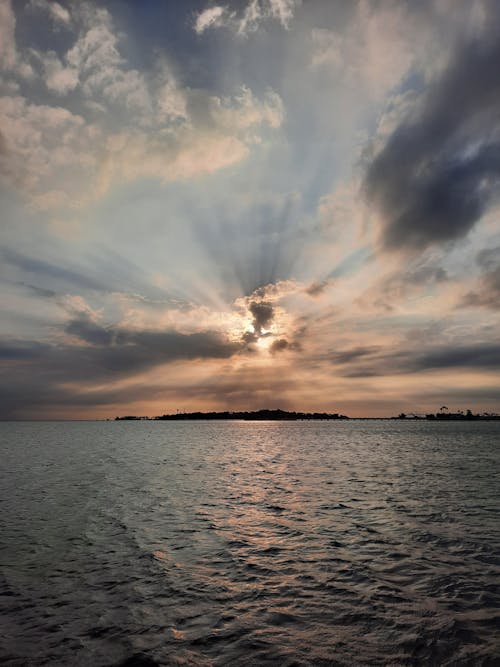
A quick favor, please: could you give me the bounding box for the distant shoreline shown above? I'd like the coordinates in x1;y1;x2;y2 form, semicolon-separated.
113;408;500;422
2;416;500;422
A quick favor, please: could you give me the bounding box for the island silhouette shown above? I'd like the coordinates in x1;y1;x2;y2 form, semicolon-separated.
115;409;349;421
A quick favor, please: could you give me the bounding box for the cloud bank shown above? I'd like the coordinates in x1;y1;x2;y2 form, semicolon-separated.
365;21;500;250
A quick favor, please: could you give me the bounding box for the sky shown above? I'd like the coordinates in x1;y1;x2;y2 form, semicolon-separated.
1;0;500;419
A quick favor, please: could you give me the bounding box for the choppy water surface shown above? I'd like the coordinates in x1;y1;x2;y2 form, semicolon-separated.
1;420;499;666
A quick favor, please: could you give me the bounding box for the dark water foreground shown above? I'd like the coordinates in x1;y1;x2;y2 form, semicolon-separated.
1;420;499;666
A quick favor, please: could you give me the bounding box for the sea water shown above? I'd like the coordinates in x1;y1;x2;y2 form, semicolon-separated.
1;420;499;666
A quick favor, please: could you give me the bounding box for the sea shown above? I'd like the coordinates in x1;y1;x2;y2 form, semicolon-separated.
1;420;499;666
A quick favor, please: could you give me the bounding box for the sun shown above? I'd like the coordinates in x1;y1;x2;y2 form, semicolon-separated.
225;304;282;353
256;334;273;350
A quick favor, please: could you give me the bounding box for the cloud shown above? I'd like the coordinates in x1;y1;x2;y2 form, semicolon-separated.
0;2;284;210
310;2;431;103
305;280;329;297
330;346;380;365
29;0;71;26
0;340;50;361
33;51;79;95
0;246;183;306
194;6;228;34
64;6;151;113
269;337;288;353
414;343;500;372
0;0;34;79
462;245;500;309
358;256;449;311
414;385;500;404
98;86;283;191
0;94;94;196
0;0;18;71
232;281;301;347
65;314;114;346
268;0;296;27
249;300;274;335
244;279;299;302
62;311;241;368
194;0;299;36
11;281;57;298
269;337;300;354
1;247;106;292
0;310;243;418
364;22;500;251
155;62;188;121
332;342;500;378
0;356;299;419
2;0;499;420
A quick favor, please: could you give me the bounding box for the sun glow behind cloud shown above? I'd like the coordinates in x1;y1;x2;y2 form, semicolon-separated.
1;0;500;418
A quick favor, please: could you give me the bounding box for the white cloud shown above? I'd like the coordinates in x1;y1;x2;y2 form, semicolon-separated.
98;85;284;190
49;1;71;25
194;6;228;34
311;1;427;102
238;0;262;35
29;0;71;26
0;0;18;71
0;94;96;194
194;0;299;36
156;73;188;121
0;1;284;213
66;19;121;76
99;130;249;191
268;0;297;28
209;85;283;130
35;51;79;95
64;11;151;113
0;0;34;79
31;189;71;212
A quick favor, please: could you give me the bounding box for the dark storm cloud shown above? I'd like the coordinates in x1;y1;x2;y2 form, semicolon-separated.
413;344;500;371
270;338;289;353
0;318;242;418
60;313;242;378
0;381;137;415
9;281;57;298
305;280;329;297
462;246;500;309
365;24;500;250
414;385;500;403
249;300;274;335
0;340;51;360
330;346;380;365
269;337;301;354
65;316;114;346
0;344;291;420
332;342;500;378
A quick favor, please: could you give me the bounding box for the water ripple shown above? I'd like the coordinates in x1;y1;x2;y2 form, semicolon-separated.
1;420;499;665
